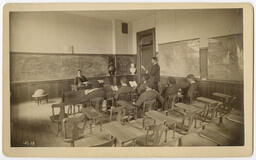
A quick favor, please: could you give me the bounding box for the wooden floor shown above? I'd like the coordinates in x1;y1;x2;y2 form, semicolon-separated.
10;98;244;147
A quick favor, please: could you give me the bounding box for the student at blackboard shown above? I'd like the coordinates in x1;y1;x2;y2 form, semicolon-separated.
185;74;199;104
114;77;133;101
74;70;88;87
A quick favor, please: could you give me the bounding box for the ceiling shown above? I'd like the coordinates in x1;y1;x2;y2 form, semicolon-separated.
64;10;157;22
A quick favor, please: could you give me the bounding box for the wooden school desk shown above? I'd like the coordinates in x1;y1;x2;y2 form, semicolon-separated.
103;121;145;147
145;110;176;140
196;97;219;120
174;103;204;132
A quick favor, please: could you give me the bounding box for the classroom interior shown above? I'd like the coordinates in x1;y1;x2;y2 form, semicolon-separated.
10;9;244;147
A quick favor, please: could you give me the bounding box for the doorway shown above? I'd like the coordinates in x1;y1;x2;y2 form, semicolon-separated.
136;28;156;82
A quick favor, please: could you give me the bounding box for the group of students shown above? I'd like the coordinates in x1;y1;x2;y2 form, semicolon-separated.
73;68;198;115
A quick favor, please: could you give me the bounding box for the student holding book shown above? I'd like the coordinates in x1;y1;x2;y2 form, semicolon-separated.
141;57;160;91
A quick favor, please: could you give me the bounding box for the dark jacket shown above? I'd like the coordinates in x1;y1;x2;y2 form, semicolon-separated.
74;76;88;86
162;85;178;99
137;82;147;94
135;89;164;107
149;63;160;83
103;85;115;99
114;86;133;100
187;83;199;100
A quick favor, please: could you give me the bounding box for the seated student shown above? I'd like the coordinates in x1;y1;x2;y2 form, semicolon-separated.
74;70;88;87
103;77;114;99
137;74;150;95
185;74;199;104
161;77;178;110
135;79;164;110
162;77;178;99
114;77;133;101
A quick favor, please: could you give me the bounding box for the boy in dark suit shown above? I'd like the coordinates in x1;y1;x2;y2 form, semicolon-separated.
74;70;88;86
186;74;199;104
135;79;164;109
114;77;133;101
162;77;178;110
147;57;160;91
162;77;178;99
103;77;114;99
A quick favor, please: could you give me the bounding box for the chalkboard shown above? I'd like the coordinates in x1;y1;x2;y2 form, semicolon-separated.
116;55;137;75
158;39;200;78
10;53;109;82
208;34;243;81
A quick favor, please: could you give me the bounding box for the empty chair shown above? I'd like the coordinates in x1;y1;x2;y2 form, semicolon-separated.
215;97;237;124
90;97;104;112
142;99;156;115
62;113;86;147
165;94;179;111
136;122;178;146
50;103;69;136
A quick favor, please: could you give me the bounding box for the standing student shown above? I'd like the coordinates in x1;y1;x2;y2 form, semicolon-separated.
74;70;88;86
142;57;160;91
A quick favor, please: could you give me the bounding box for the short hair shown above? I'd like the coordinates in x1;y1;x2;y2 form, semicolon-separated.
120;77;128;84
152;57;158;61
186;74;196;80
77;69;81;72
167;77;176;85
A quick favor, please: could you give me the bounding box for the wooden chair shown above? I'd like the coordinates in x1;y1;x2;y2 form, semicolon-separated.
50;103;69;136
105;97;115;110
90;97;104;112
165;94;179;111
142;122;168;146
62;113;87;147
130;91;138;103
118;92;131;102
215;97;237;125
114;101;137;123
142;99;156;115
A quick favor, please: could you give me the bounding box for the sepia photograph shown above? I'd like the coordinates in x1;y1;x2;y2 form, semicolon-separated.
2;2;253;158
